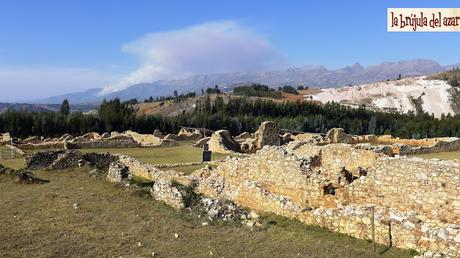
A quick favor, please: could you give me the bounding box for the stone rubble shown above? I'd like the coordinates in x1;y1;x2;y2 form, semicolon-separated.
0;132;12;145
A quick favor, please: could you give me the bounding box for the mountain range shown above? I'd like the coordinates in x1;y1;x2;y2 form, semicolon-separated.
34;59;459;104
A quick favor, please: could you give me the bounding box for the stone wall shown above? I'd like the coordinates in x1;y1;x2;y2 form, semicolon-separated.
21;143;460;256
192;143;460;257
0;133;12;145
67;134;140;149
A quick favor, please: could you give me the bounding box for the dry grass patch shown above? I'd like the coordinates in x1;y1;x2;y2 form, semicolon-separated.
414;150;460;161
0;168;414;257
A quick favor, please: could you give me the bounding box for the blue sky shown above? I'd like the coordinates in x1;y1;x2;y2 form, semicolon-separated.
0;0;459;101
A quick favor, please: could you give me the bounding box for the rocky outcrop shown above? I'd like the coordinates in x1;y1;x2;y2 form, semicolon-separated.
208;130;241;154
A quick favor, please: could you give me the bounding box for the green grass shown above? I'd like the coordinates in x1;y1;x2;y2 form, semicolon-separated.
78;146;229;165
0;168;414;257
414;150;460;161
0;158;25;170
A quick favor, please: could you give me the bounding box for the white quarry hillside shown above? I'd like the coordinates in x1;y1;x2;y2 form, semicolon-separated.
307;77;458;118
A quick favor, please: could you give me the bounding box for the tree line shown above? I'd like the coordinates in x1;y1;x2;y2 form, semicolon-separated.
428;68;460;87
1;96;460;139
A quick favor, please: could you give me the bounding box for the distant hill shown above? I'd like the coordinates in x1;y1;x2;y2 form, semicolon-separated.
35;59;454;104
34;88;102;104
307;76;460;118
0;102;97;113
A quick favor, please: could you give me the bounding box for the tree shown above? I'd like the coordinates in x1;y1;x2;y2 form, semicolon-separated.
448;77;459;87
281;85;299;95
173;90;178;97
60;99;70;116
368;116;377;134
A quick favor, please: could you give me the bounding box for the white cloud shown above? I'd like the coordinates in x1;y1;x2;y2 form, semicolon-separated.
0;66;119;102
100;21;284;95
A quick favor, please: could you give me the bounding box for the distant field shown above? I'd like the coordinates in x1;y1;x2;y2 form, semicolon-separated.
79;146;229;165
414;151;460;161
0;168;414;257
0;145;230;174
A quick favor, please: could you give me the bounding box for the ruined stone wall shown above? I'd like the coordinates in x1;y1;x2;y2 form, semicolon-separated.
115;155;192;186
213;148;317;205
67;135;140;149
125;130;162;146
343;157;460;223
193;144;460;257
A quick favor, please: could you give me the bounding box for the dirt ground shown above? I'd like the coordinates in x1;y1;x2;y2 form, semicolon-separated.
0;167;414;258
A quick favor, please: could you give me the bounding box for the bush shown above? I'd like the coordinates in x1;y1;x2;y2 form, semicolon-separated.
281;85;299;95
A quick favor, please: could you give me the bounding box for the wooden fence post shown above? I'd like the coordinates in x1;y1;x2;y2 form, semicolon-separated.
371;206;376;257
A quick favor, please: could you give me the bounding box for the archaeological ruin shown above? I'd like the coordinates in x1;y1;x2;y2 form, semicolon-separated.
4;122;460;257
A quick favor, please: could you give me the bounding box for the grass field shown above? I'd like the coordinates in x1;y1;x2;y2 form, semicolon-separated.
79;146;229;164
0;145;230;173
0;146;25;169
0;168;414;257
414;151;460;161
